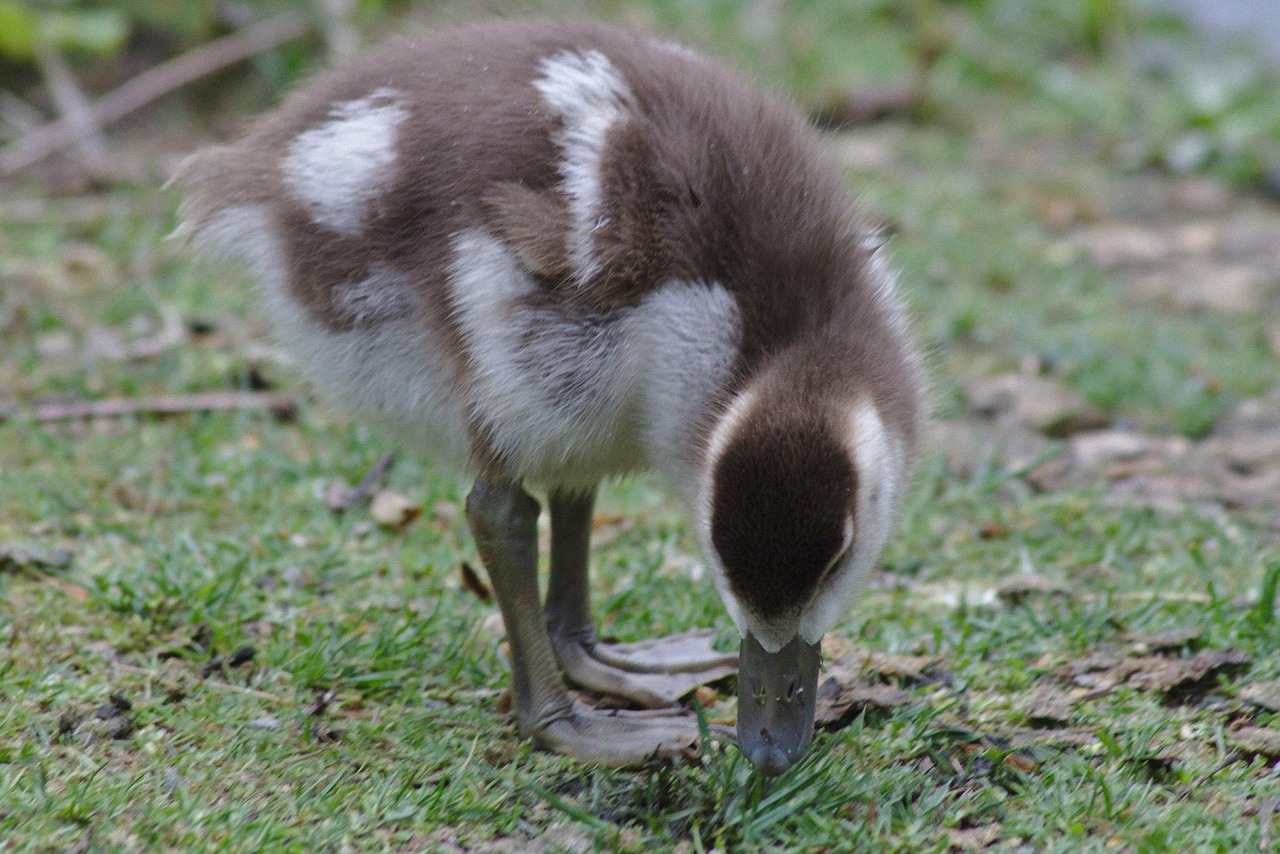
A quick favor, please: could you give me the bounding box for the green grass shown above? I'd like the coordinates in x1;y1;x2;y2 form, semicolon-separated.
4;0;1280;850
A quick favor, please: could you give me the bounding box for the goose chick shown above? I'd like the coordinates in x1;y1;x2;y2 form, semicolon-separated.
176;18;925;776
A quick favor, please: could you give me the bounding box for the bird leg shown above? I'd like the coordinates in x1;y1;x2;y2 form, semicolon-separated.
466;478;727;764
544;488;738;709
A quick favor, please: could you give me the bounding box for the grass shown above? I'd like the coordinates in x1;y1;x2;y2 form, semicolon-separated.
3;0;1280;850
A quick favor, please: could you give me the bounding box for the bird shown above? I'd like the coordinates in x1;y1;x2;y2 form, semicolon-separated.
175;17;925;777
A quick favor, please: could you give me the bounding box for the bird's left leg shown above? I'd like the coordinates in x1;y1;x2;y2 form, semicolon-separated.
544;487;737;709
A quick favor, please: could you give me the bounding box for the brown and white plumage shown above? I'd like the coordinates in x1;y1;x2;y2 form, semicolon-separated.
177;18;925;775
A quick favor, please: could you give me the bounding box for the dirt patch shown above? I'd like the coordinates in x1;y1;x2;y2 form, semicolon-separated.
941;388;1280;516
1050;648;1252;702
1070;189;1280;315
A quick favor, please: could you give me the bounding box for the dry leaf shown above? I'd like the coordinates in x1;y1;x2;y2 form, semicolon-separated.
1051;653;1142;692
480;611;505;641
1052;652;1123;680
494;689;513;716
977;522;1009;540
1018;685;1076;728
1239;680;1280;712
431;500;461;531
866;651;945;684
369;490;422;530
815;676;915;727
966;373;1108;438
1005;727;1102;752
1230;726;1280;758
821;637;945;685
945;823;1002;851
820;635;861;661
951;741;1040;773
1126;649;1252;696
325;480;359;514
0;545;74;571
328;451;395;514
1053;649;1251;699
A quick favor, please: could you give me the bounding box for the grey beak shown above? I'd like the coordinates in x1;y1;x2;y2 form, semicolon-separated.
737;632;820;776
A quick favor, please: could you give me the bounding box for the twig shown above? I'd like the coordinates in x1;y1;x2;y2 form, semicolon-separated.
0;392;296;424
36;43;108;171
0;13;311;177
0;91;46;140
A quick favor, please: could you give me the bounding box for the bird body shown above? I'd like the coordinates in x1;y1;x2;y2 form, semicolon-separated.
178;18;925;775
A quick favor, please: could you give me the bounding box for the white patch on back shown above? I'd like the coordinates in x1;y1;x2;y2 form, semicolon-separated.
191;208;743;488
533;50;635;286
798;399;904;644
191;204;470;466
281;88;408;235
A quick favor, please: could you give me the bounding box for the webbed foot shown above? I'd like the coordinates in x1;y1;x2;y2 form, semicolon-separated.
532;701;733;765
554;629;737;708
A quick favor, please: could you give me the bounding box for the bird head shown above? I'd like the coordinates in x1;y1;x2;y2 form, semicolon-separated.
696;380;908;776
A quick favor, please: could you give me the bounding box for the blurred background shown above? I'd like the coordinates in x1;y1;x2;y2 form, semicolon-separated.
2;1;1280;187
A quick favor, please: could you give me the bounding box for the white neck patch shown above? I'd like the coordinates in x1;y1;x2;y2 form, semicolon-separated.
798;398;903;643
693;387;760;642
533;50;636;287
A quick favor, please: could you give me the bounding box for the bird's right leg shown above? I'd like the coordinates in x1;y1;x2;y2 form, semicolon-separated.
543;488;737;709
465;478;728;764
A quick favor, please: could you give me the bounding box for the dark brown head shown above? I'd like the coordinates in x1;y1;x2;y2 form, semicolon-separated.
710;416;856;626
698;378;908;651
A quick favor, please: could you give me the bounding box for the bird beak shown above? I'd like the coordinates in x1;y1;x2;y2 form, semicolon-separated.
737;631;820;776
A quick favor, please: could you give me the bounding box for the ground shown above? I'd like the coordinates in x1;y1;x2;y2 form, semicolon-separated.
2;2;1280;851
